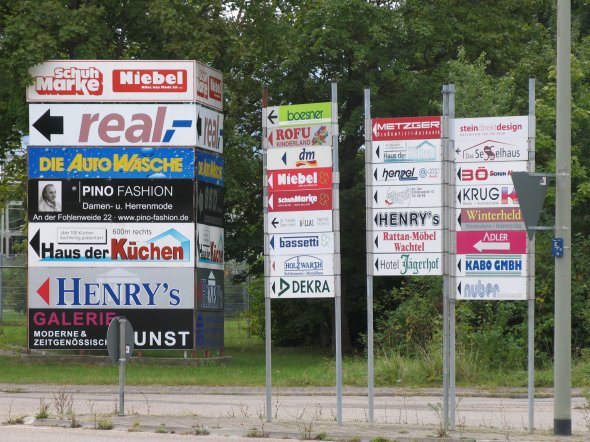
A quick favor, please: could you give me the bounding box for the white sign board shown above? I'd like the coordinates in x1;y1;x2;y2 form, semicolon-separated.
456;185;520;208
266;146;332;170
195;61;223;111
28;223;195;267
372;164;442;185
372;139;442;163
372;208;442;231
456;276;527;300
267;124;332;148
454;116;528;163
456;162;528;185
456;208;525;232
27;60;196;102
268;232;334;256
373;230;442;254
267;211;333;234
270;254;335;277
196;224;224;270
374;253;442;276
196;106;223;153
269;276;335;298
29;104;198;146
456;254;527;277
28;267;195;309
372;185;442;209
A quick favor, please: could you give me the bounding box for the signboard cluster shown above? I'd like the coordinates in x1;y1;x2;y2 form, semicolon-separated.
26;59;225;351
369;116;443;276
264;102;337;298
454;116;529;300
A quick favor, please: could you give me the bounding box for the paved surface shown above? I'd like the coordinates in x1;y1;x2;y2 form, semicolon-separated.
0;384;588;441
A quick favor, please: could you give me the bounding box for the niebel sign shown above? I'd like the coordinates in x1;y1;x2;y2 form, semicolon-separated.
29;104;198;146
27;60;196;102
266;102;331;127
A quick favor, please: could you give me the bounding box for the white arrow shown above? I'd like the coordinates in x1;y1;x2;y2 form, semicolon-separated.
268;173;274;189
268;194;274;210
473;240;510;252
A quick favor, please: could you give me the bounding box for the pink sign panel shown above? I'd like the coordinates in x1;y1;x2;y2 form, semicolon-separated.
268;189;332;212
456;230;527;254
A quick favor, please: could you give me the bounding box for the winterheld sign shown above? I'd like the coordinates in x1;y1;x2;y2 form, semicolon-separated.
27;60;196;102
29;104;199;146
28;178;194;223
28;267;195;309
457;208;525;232
28;223;195;267
28;147;195;179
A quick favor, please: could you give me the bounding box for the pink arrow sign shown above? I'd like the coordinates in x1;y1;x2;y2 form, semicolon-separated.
456;230;527;254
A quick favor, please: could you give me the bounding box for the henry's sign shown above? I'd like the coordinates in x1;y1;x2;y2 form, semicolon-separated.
27;60;196;102
29;104;198;146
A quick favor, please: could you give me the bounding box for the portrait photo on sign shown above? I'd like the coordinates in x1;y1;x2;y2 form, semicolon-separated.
38;181;62;212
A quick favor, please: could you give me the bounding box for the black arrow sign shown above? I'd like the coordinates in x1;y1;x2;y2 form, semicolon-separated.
272;282;276;294
457;190;462;203
374;235;379;249
375;258;379;271
373;169;377;180
457;259;462;272
30;230;40;257
457;282;462;295
374;214;378;225
267;109;277;125
271;218;279;228
374;190;378;203
455;148;461;155
456;167;462;181
196;112;203;138
375;145;380;159
33;109;63;141
457;213;462;226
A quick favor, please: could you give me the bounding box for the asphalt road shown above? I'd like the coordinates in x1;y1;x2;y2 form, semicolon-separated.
0;384;588;441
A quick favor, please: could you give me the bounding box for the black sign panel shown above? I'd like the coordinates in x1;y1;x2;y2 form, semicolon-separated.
29;309;194;350
196;268;224;311
28;179;194;223
197;181;224;227
195;311;224;352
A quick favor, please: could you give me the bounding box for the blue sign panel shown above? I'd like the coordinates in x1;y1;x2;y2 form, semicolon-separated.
28;147;195;179
196;151;224;186
552;238;564;257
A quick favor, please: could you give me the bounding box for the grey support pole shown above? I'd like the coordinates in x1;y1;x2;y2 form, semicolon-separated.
332;82;343;426
554;0;572;435
364;88;375;425
262;86;273;423
448;83;456;431
118;317;126;417
441;84;450;431
527;77;536;433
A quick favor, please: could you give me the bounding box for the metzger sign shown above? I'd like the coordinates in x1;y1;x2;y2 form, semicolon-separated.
372;116;441;141
27;60;195;102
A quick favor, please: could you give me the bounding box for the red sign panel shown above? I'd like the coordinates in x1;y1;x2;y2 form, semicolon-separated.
268;189;332;212
112;69;188;93
268;168;332;192
372;116;441;141
456;230;527;254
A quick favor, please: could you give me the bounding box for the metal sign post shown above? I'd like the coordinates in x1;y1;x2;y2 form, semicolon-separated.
364;88;375;425
106;316;134;417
